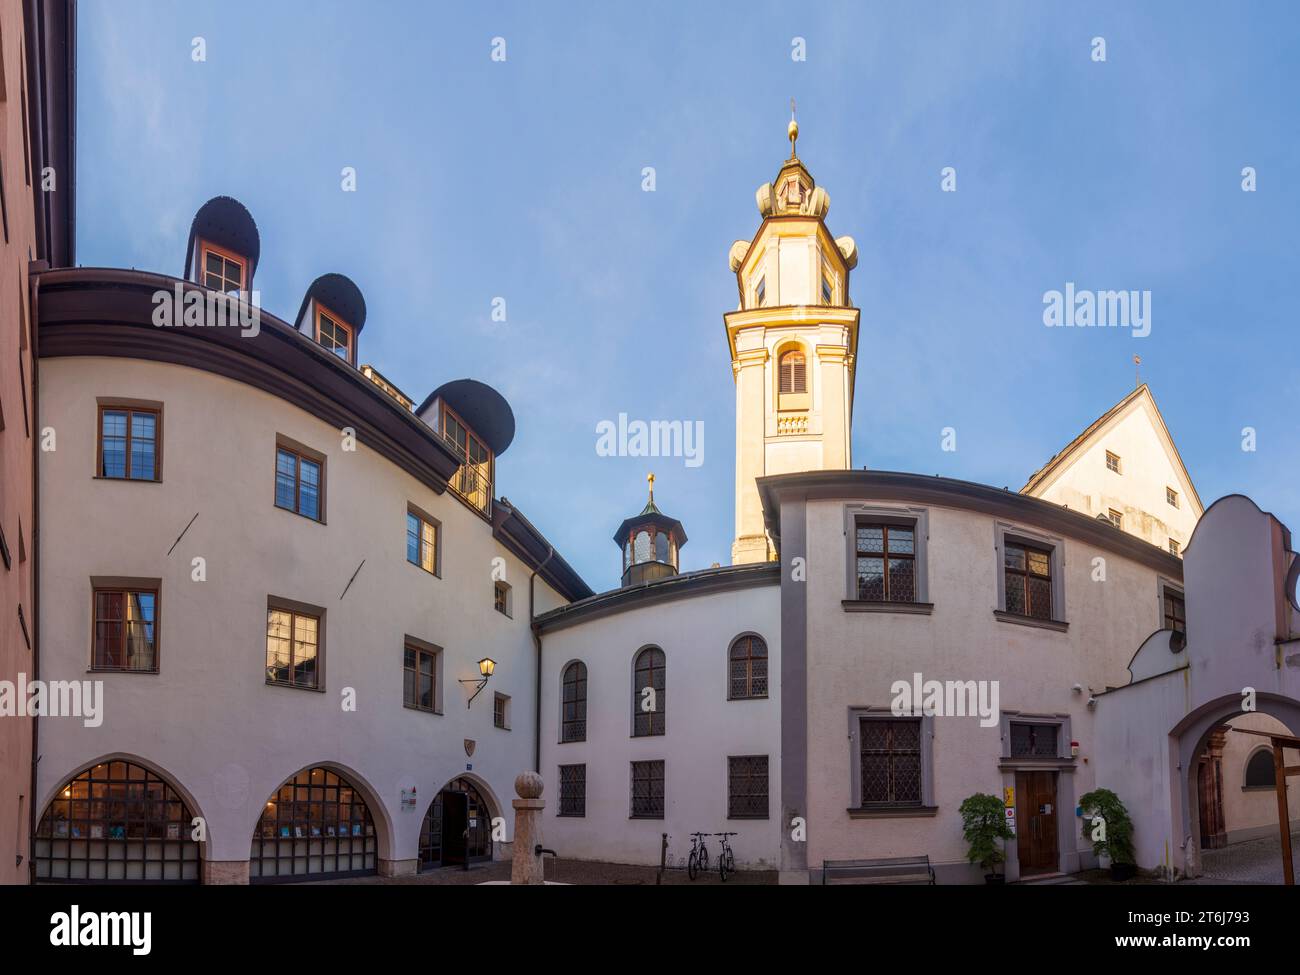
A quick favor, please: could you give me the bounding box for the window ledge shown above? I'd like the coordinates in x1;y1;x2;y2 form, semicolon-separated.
1242;785;1276;793
402;703;443;716
847;805;938;819
266;681;325;693
88;668;159;676
842;600;934;615
93;476;162;484
993;610;1068;632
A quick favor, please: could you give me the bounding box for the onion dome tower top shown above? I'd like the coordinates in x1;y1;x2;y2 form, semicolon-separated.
613;473;688;587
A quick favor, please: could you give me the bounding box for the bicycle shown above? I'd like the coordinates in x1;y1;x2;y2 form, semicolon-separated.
716;832;737;882
687;831;711;881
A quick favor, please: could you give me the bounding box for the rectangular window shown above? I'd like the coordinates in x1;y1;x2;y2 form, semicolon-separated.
275;445;323;521
441;405;493;516
630;760;665;819
1009;721;1059;758
821;271;833;305
98;407;159;481
855;522;916;602
558;764;586;817
1163;587;1186;634
316;305;353;364
92;588;157;672
1168;539;1180;557
403;644;438;712
1167;486;1179;508
266;607;320;689
493;581;511;616
727;755;769;819
1105;451;1121;474
406;508;438;574
754;277;766;307
494;692;510;730
1107;509;1123;529
1003;542;1053;620
859;718;921;807
201;241;245;294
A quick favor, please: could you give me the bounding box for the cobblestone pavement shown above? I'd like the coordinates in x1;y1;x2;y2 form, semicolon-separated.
1197;831;1300;885
309;858;778;885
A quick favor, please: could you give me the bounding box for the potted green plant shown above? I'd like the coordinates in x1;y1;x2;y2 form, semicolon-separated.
1078;787;1137;881
960;793;1015;884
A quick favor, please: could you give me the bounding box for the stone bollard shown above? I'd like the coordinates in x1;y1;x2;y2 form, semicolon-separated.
511;771;546;885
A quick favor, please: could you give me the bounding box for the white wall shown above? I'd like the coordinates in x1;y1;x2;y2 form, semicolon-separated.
36;356;565;871
539;582;782;869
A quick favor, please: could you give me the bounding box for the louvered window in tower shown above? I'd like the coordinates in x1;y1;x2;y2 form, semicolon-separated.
778;350;807;395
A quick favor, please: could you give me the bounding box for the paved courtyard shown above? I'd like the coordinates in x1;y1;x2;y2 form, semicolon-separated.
310;858;777;885
1197;830;1300;884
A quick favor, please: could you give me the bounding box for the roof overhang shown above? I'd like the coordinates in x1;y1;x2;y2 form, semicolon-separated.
417;379;516;456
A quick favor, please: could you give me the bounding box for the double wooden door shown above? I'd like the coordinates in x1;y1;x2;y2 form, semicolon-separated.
1015;771;1059;875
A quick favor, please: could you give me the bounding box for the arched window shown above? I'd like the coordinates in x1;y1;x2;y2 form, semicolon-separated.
729;634;769;700
562;661;588;742
633;647;666;737
1245;749;1276;788
778;349;807;394
654;532;669;563
634;530;651;563
250;766;377;882
35;760;201;883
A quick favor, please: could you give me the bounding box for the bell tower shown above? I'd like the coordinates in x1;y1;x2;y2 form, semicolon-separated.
726;110;861;564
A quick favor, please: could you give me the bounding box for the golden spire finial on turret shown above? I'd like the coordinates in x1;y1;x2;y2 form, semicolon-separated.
647;471;655;502
787;97;799;158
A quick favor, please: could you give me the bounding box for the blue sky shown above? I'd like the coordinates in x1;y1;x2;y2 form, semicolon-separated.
76;1;1299;591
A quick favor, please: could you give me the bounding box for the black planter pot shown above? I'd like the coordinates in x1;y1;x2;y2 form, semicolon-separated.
1109;862;1137;882
984;873;1005;885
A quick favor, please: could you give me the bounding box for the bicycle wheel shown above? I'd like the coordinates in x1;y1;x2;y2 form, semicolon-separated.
719;852;729;883
700;846;710;871
688;851;698;881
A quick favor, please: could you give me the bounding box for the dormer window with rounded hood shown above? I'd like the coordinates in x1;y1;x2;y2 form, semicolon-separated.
614;474;688;588
294;273;367;368
414;380;516;519
185;196;260;296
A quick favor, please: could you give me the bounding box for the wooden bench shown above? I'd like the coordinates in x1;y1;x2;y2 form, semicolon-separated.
822;855;935;885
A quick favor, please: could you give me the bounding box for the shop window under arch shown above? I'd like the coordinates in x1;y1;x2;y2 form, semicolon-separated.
250;766;377;882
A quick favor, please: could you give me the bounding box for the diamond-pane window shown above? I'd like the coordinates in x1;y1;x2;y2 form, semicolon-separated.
630;760;664;819
728;756;769;819
728;635;768;700
855;522;916;602
859;718;922;806
1004;541;1053;620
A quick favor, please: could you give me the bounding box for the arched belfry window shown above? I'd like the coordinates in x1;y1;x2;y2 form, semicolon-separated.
729;634;769;700
778;349;807;395
562;661;588;742
633;647;666;737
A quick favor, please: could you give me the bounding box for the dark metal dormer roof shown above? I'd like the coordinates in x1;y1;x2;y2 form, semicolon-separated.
417;379;516;456
294;272;368;335
184;196;261;283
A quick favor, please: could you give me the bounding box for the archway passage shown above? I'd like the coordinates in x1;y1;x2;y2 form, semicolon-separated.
35;760;201;883
419;777;493;870
250;766;377;882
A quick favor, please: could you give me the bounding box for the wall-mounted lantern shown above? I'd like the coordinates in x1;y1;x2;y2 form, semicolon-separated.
459;657;497;708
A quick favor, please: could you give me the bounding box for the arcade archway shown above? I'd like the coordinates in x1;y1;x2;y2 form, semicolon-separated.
419;776;498;869
250;765;379;882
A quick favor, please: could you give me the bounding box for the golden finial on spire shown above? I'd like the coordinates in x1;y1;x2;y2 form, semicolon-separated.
1133;354;1142;388
787;97;799;158
647;471;655;502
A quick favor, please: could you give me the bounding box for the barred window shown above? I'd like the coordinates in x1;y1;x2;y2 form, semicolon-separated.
561;661;587;742
855;522;916;602
728;634;768;700
1163;587;1186;635
630;760;664;819
1004;542;1052;620
93;588;157;672
859;718;921;806
1009;722;1059;758
558;764;586;817
633;647;666;737
778;349;807;394
728;755;769;819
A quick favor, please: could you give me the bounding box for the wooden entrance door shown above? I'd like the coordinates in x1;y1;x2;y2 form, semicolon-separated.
442;791;469;865
1015;771;1059;875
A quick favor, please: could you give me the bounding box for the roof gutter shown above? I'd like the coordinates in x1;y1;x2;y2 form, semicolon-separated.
529;543;555;774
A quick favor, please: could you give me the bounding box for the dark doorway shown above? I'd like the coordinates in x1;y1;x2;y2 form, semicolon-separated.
1015;771;1059;875
441;792;468;866
1197;728;1228;850
419;777;494;870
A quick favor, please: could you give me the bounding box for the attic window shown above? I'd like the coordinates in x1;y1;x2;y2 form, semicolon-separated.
754;277;766;308
1168;539;1180;557
1107;509;1123;529
315;305;354;364
1166;487;1179;508
1105;451;1121;474
200;241;245;294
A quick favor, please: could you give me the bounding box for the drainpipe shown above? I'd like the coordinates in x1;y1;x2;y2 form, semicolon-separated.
27;264;45;882
530;544;555;774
